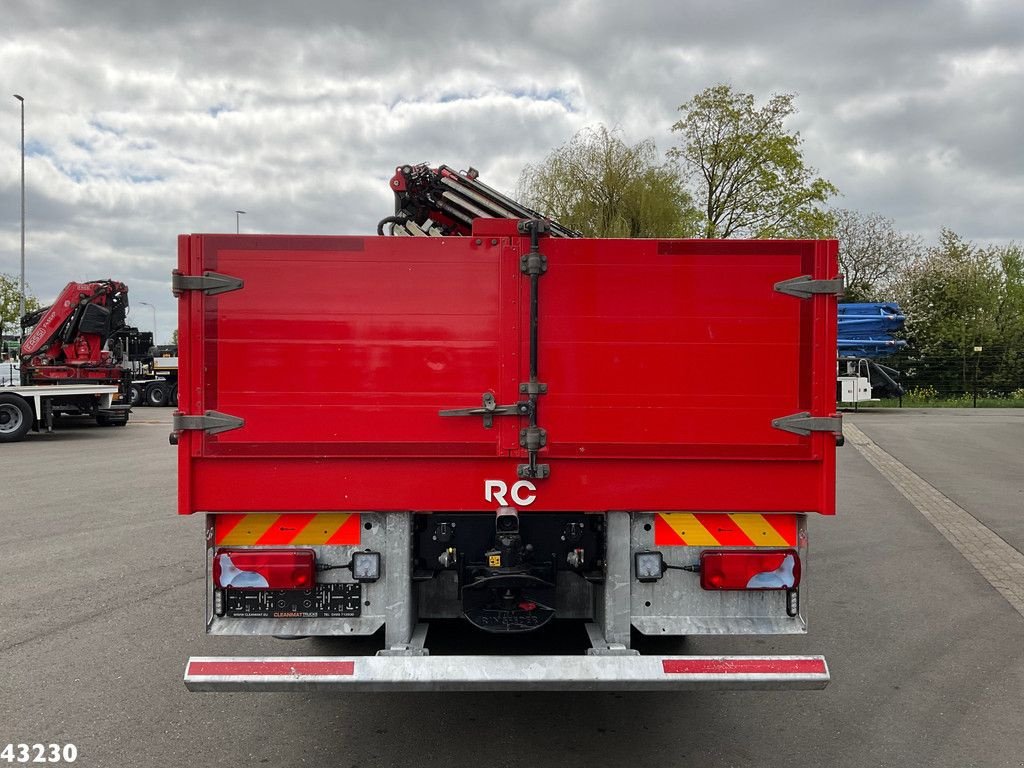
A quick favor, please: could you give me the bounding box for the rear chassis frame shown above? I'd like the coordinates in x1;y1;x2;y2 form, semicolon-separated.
191;510;824;692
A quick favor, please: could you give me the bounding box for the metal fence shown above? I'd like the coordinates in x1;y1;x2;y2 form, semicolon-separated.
875;344;1024;403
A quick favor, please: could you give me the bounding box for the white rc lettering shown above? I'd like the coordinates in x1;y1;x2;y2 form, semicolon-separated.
484;480;508;505
510;480;537;506
484;479;537;507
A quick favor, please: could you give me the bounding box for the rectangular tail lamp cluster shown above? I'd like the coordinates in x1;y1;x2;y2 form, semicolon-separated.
212;548;383;590
213;548;316;590
635;549;800;590
700;550;800;591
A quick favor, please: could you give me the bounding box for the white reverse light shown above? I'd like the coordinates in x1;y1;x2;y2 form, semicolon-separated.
351;551;381;583
635;551;665;582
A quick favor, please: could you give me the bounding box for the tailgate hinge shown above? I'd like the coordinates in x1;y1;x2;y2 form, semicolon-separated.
774;275;844;299
172;410;245;436
772;411;843;437
172;270;244;297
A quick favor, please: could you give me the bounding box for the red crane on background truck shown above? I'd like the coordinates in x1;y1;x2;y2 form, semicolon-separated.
179;166;841;692
0;279;131;442
20;279;129;385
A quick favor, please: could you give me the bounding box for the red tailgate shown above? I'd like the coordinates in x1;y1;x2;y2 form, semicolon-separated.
538;237;834;456
176;231;838;515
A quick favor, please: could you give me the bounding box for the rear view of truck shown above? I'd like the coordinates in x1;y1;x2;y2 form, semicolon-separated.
176;220;840;691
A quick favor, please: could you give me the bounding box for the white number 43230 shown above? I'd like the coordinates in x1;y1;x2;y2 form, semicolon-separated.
0;744;77;764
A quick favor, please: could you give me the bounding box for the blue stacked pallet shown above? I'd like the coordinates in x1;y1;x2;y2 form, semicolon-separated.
838;303;906;358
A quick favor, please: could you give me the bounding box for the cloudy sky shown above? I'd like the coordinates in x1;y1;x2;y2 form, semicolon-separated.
1;0;1022;342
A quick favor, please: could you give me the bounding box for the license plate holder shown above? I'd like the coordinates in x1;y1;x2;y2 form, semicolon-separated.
224;583;362;618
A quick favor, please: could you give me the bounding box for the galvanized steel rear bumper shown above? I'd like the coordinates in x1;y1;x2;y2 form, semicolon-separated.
185;654;829;692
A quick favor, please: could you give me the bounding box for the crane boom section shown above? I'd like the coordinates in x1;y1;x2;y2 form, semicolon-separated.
20;280;129;385
383;164;581;238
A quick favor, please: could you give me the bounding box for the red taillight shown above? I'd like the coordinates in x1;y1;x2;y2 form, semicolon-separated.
699;550;801;591
213;548;316;590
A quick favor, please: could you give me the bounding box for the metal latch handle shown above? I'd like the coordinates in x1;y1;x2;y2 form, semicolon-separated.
439;393;532;428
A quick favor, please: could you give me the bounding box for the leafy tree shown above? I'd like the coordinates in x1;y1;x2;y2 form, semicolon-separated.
669;85;837;238
0;272;40;354
831;209;922;301
518;125;701;238
987;242;1024;393
891;230;1024;394
171;328;179;345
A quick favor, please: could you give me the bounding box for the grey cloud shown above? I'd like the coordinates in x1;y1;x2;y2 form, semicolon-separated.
1;0;1022;339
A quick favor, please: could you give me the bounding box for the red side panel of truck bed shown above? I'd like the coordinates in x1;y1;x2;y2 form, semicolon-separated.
176;226;838;515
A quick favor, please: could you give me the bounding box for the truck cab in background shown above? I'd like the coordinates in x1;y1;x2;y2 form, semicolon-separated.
124;342;179;408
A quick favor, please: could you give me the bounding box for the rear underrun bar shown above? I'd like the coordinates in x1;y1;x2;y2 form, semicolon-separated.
185;654;830;692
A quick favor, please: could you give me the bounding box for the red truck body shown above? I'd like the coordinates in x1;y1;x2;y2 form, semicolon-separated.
176;221;837;517
178;220;839;693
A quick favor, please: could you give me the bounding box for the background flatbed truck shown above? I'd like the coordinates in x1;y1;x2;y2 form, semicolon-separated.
0;383;125;442
1;278;133;442
177;221;840;692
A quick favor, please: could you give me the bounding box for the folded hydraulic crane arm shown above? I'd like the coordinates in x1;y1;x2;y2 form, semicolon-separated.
382;164;581;238
17;280;130;387
21;280;129;358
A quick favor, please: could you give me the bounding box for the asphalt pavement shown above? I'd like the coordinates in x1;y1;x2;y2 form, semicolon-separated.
846;407;1024;553
1;408;1022;767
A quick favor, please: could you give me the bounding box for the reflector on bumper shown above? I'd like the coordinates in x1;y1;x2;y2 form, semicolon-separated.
185;654;829;692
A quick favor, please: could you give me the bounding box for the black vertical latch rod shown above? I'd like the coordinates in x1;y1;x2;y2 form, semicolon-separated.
528;233;541;382
517;220;549;479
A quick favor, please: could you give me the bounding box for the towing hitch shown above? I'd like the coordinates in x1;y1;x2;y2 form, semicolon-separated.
459;507;557;633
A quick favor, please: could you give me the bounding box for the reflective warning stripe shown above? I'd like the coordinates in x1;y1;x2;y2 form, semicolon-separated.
188;660;355;677
654;513;797;547
215;514;361;546
662;657;826;675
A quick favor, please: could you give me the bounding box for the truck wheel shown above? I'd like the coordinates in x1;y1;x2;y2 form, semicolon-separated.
128;384;144;407
146;382;169;407
0;394;33;443
169;383;178;407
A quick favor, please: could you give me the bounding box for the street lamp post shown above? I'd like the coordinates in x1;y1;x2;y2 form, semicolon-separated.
13;94;25;340
138;301;157;345
235;210;245;234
